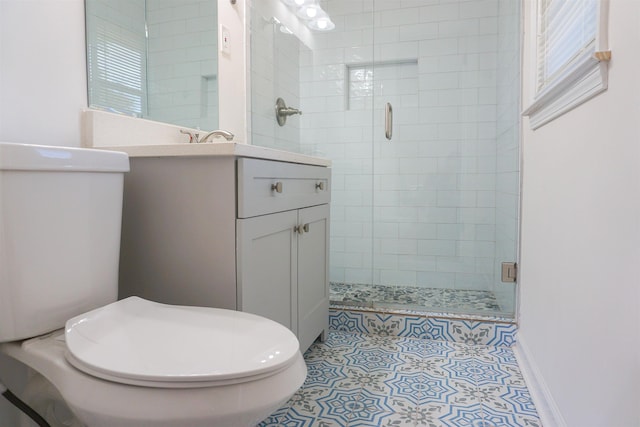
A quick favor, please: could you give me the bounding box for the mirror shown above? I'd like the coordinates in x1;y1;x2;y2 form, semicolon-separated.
85;0;218;130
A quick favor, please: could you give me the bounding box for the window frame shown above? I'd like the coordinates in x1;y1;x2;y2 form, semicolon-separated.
523;0;610;129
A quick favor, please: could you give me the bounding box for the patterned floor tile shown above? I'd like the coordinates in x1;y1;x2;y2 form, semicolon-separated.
335;367;392;393
275;407;318;427
437;403;486;427
258;405;290;426
422;356;451;379
263;331;540;427
442;359;510;386
441;379;482;407
478;384;539;418
315;388;395;426
303;359;350;390
343;346;406;372
397;336;455;359
428;318;498;346
286;386;332;419
480;404;536;427
306;417;344;427
328;310;367;334
356;333;405;352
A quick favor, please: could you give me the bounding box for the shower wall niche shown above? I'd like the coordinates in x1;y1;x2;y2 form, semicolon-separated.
250;0;520;318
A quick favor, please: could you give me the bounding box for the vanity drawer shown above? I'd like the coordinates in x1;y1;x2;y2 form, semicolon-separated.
237;158;330;218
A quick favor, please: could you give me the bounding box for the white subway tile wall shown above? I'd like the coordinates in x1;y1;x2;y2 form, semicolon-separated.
146;0;218;130
250;4;301;153
251;0;520;315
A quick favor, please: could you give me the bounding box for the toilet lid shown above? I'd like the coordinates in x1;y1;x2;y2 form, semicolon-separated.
64;297;301;388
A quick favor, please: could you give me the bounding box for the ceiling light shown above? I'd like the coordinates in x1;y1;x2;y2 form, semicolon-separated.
297;4;322;20
307;10;335;31
279;0;335;32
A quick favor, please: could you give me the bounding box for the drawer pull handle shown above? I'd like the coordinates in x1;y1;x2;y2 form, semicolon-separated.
303;223;310;233
271;182;283;193
315;182;325;191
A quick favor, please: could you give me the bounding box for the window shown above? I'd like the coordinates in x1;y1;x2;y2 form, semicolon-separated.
523;0;609;129
86;17;147;117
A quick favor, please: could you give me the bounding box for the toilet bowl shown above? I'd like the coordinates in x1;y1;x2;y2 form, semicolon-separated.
0;142;307;426
1;297;306;427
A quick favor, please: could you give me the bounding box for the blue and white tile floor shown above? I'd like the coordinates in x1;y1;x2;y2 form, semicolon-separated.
259;331;540;427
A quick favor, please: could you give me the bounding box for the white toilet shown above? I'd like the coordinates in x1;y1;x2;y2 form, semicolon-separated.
0;142;307;427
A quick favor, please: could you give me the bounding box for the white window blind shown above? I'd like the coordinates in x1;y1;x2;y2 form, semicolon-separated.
524;0;608;129
537;0;598;94
87;18;146;117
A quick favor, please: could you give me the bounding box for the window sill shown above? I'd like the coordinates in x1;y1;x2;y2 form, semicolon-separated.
523;59;608;130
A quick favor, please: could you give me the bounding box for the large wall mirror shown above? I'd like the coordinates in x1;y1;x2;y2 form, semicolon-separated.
85;0;218;130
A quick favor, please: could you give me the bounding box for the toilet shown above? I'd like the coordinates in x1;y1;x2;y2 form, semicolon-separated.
0;142;307;427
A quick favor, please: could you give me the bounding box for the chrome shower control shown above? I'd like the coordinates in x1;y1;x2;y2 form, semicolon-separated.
275;98;302;126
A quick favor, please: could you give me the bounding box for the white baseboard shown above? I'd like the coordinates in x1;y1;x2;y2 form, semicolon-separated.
513;334;567;427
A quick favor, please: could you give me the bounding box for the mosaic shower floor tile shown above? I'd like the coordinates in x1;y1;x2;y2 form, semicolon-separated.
330;282;504;316
259;331;541;427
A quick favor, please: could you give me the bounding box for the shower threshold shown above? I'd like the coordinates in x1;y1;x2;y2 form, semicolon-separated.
330;282;510;318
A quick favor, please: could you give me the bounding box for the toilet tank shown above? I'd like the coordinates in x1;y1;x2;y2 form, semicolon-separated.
0;143;130;342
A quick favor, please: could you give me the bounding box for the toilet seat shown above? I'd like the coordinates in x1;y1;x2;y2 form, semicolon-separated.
65;297;301;388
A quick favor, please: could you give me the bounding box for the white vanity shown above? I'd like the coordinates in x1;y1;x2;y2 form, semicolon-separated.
116;143;331;353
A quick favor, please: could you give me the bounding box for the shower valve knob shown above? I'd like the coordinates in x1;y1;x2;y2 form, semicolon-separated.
275;98;302;126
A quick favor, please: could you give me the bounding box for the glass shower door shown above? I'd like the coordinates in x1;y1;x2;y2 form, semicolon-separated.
368;0;520;317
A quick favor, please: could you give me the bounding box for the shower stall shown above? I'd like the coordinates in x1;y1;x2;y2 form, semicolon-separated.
249;0;520;319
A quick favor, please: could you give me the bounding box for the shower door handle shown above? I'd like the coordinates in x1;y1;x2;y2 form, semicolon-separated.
385;102;393;140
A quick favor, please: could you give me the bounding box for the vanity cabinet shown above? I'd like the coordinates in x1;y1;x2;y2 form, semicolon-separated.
238;204;329;352
118;155;330;353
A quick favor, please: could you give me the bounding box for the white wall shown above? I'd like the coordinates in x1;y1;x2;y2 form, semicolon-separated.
518;0;640;426
0;0;87;147
0;1;87;422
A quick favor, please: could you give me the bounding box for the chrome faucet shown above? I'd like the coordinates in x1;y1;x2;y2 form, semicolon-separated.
180;129;234;143
200;130;234;143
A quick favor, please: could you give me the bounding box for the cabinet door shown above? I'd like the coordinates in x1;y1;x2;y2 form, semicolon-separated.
237;210;298;333
297;204;330;352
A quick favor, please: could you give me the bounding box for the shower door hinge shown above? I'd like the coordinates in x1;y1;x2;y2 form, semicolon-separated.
501;262;517;283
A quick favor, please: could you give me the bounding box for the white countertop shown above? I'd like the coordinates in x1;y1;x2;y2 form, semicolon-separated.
83;110;330;167
99;142;331;167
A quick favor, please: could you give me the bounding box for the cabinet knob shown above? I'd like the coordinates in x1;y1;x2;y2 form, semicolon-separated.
294;224;309;234
315;182;325;191
271;182;283;193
